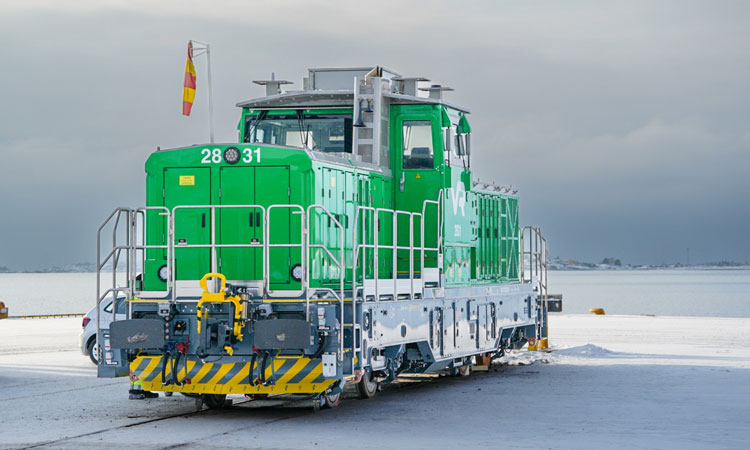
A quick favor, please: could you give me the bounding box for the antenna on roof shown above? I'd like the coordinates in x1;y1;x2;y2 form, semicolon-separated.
253;72;293;96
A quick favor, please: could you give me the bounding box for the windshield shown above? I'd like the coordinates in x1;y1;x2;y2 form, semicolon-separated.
244;112;352;153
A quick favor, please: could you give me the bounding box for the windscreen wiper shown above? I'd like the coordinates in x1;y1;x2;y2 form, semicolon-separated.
244;110;267;143
296;110;309;148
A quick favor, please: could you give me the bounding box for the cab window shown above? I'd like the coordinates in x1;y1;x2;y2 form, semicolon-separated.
402;120;434;169
244;112;353;154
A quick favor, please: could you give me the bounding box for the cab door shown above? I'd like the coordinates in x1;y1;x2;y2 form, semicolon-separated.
165;168;211;281
392;107;443;278
218;167;257;281
256;166;291;287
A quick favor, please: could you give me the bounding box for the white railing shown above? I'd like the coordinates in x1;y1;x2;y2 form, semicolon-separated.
521;226;548;340
97;203;347;359
96;195;443;370
351;195;443;302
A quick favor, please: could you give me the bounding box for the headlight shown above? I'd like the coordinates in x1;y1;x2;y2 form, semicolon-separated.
290;264;303;281
158;264;169;282
224;147;240;164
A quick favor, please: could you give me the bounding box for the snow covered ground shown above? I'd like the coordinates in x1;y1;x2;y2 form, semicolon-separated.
1;314;748;449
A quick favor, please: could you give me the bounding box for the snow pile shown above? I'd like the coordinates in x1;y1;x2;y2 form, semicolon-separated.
553;343;617;357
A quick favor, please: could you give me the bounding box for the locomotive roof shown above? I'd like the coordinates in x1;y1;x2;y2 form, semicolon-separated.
236;66;470;113
236;91;470;114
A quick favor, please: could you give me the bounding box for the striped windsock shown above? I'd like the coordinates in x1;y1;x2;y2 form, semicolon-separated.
182;41;196;116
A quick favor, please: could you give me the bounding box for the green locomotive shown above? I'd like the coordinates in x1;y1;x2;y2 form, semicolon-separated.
96;66;553;408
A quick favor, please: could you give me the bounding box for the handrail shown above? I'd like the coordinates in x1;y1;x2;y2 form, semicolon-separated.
421;189;443;286
96;207;132;366
170;204;266;301
97;199;442;372
521;226;548;341
352;201;438;301
265;205;305;298
349;196;443;375
306;204;345;362
96;207;173;366
133;207;171;297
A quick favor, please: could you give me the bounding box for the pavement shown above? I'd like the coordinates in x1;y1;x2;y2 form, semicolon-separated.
1;314;748;449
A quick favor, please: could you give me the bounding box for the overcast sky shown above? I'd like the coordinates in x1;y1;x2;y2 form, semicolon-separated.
0;0;748;269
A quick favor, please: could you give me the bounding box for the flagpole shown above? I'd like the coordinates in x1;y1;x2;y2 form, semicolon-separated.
191;40;215;143
205;43;215;144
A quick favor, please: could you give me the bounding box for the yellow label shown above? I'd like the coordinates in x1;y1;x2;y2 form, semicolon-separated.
330;176;336;187
416;174;421;179
179;175;195;186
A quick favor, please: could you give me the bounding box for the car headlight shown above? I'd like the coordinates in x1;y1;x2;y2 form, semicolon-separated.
290;264;303;281
158;264;169;282
224;147;240;164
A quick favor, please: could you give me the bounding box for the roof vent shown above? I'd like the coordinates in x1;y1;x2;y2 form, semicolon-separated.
392;77;430;96
253;72;293;96
419;84;454;100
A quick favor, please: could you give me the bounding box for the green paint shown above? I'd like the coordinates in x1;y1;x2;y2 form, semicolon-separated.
142;100;521;293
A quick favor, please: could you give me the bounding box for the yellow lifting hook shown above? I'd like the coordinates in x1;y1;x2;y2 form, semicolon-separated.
196;272;244;342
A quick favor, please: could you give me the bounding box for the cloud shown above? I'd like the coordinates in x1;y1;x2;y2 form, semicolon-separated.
0;1;748;267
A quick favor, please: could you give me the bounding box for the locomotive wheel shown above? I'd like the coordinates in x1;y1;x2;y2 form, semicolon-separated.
202;394;228;409
323;392;341;409
356;371;379;399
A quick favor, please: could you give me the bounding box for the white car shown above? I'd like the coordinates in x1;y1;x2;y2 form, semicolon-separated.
79;297;127;364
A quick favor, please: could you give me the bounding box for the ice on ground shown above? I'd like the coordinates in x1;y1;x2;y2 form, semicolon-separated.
1;314;749;449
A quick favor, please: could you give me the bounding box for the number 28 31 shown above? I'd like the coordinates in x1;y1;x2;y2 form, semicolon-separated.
200;148;260;164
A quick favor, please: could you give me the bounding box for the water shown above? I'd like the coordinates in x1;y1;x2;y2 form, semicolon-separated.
0;269;748;318
0;273;121;316
549;269;750;318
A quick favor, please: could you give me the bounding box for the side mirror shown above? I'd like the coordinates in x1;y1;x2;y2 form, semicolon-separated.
455;133;465;156
444;128;452;153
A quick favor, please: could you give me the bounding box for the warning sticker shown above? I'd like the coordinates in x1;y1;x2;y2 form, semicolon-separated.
179;175;195;186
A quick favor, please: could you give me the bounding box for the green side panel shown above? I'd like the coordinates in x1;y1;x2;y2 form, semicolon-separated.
166;168;211;281
344;170;355;279
144;171;167;291
492;197;500;279
477;195;487;280
218;167;257;281
506;196;520;281
257;166;291;286
499;195;520;281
